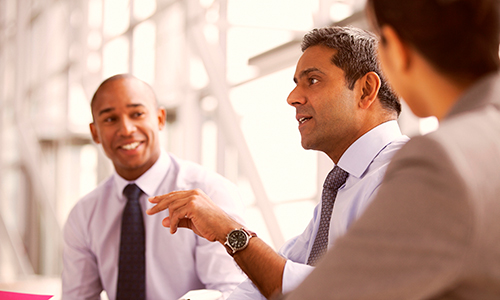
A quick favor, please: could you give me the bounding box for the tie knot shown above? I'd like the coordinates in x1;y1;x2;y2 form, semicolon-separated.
323;166;349;191
123;184;142;202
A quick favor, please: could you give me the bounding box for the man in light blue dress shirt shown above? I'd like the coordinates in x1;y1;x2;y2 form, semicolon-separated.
147;26;409;299
62;74;246;300
281;0;500;299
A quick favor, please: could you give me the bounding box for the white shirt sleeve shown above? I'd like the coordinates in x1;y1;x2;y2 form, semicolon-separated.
281;260;314;294
227;279;267;300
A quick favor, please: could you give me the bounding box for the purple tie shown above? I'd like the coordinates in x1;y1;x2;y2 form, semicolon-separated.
307;166;349;266
117;184;146;299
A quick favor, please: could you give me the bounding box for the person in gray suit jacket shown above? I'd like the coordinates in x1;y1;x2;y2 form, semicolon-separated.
280;0;500;299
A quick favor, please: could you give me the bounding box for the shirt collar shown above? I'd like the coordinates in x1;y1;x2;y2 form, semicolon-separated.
113;150;171;200
337;120;402;178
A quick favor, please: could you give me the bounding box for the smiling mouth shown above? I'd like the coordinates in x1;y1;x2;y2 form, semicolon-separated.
299;117;312;124
121;141;141;150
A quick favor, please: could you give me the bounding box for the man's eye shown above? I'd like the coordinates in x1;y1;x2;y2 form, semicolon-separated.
309;78;319;85
104;117;116;122
133;112;145;118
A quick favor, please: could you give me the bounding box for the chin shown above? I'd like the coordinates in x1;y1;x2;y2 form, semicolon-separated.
117;158;146;170
301;140;315;151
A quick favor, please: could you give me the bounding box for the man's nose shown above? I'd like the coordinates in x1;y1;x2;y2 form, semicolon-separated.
118;117;137;136
287;86;306;106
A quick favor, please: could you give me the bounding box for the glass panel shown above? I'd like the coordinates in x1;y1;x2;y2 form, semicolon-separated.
103;0;130;37
133;0;156;21
330;1;354;22
88;0;103;28
32;76;67;139
68;83;93;134
87;30;102;50
153;2;185;107
245;206;275;248
132;21;156;85
1;167;24;229
189;55;209;89
227;0;314;31
201;120;217;172
230;67;317;203
274;200;317;241
87;51;102;73
1;81;17;166
226;27;292;84
103;36;129;78
46;3;69;76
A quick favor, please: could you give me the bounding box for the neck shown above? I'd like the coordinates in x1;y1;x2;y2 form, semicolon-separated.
411;55;474;120
325;113;396;164
424;77;465;121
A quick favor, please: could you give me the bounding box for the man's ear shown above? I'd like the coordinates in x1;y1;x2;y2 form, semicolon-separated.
89;122;101;144
380;25;410;72
157;107;167;130
358;71;381;109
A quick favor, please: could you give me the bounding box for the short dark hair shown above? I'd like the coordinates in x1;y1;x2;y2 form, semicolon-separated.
368;0;500;82
301;26;401;116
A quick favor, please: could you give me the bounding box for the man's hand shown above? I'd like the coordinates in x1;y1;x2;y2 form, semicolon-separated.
148;189;287;299
146;188;241;244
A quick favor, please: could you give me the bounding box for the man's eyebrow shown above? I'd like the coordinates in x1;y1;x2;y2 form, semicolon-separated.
98;107;114;116
293;67;325;83
127;103;145;108
97;103;145;116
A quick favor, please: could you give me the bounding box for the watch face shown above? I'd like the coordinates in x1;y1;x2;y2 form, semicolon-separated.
228;230;248;249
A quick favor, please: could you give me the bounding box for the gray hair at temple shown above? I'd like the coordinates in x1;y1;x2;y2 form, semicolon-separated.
301;26;401;116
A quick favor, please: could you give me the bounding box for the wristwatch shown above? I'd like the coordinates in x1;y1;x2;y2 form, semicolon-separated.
224;227;257;256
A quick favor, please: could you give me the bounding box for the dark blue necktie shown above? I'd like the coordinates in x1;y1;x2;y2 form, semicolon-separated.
117;184;146;300
307;166;349;266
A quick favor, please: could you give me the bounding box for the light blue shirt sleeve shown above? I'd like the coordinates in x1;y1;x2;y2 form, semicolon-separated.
228;209;319;300
227;122;408;300
279;209;317;294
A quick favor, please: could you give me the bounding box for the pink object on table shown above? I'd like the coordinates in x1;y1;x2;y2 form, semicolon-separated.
0;291;53;300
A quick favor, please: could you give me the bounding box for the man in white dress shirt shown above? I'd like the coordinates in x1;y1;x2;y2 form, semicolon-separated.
147;26;409;299
62;74;246;300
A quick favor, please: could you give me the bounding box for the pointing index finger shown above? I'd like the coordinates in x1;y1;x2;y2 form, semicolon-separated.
146;193;174;215
146;191;186;215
